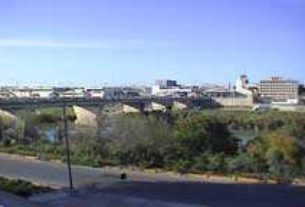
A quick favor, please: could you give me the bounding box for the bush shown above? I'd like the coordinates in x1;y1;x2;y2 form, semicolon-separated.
206;154;227;173
174;159;194;174
227;153;257;174
192;153;210;172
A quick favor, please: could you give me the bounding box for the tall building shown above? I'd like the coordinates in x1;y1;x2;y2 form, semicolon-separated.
155;80;178;88
259;77;299;104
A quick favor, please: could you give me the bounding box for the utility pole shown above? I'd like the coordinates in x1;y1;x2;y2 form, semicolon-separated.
63;105;74;190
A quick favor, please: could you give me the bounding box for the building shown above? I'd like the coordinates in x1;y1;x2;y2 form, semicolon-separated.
152;80;192;97
299;84;305;95
0;89;16;99
235;75;253;95
203;75;256;107
52;87;85;98
299;84;305;105
132;86;152;97
155;80;178;88
85;88;105;98
205;87;253;107
103;87;128;99
31;87;54;98
259;77;299;104
2;86;54;98
235;74;261;94
9;87;33;98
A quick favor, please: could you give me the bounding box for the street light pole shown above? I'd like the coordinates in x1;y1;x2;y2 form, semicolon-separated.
63;104;74;190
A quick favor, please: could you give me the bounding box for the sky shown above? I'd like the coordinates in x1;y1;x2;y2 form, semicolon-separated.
0;0;304;86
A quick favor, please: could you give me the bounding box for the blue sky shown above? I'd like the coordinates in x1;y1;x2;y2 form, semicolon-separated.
0;0;304;86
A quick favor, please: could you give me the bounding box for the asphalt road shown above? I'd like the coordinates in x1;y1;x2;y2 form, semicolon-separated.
98;181;305;207
0;154;194;189
0;154;120;188
31;181;305;207
1;154;305;207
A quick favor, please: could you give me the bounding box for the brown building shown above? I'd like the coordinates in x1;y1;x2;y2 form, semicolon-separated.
259;77;299;104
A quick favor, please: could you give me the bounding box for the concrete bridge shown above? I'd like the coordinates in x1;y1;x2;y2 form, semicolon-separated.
0;97;214;127
0;97;212;111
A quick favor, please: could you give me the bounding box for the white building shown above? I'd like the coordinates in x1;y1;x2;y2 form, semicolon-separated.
52;87;85;98
85;88;105;98
31;87;54;98
152;80;192;97
7;87;53;98
235;75;253;96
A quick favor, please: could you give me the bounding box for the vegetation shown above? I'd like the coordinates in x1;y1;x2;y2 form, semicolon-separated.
0;177;53;197
1;109;305;183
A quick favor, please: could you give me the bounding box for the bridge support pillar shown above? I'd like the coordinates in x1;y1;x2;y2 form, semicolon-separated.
0;109;17;124
151;102;167;112
123;104;141;113
173;101;188;110
72;106;98;128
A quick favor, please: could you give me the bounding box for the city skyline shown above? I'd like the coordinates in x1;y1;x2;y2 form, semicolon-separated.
0;75;304;88
0;0;304;85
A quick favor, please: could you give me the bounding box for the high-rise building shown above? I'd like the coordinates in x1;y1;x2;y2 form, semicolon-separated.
259;77;299;104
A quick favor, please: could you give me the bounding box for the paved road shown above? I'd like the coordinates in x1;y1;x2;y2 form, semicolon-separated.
30;181;305;207
0;154;121;188
0;153;219;188
0;153;191;188
0;190;41;207
1;154;305;207
97;181;305;207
